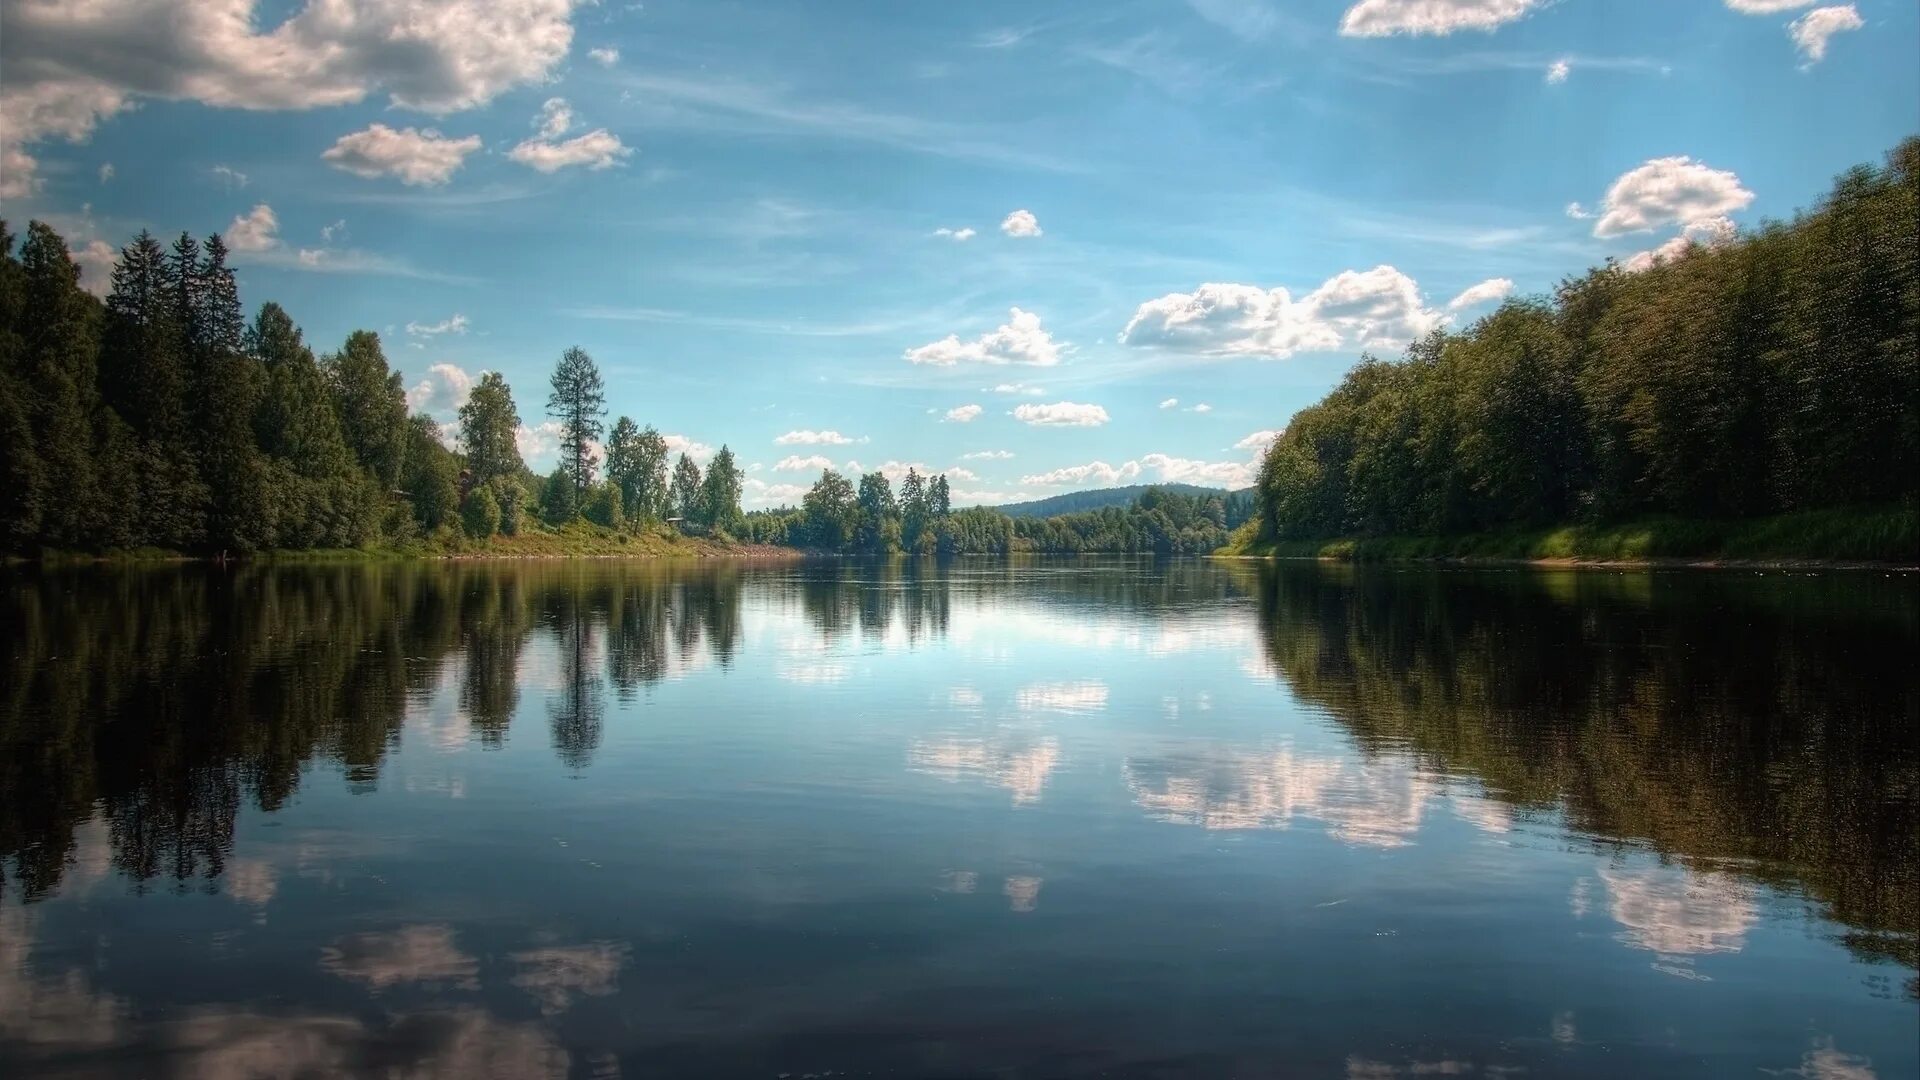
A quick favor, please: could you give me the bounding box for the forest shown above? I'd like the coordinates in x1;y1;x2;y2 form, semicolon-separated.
1246;137;1918;558
743;475;1248;555
0;220;749;555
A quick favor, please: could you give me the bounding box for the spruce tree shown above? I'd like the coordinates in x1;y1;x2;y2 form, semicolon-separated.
546;346;606;499
459;372;525;486
18;222;104;547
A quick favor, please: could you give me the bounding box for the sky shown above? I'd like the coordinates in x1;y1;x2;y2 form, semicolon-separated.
2;0;1916;508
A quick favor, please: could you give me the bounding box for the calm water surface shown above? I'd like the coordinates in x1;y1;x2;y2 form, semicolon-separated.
2;559;1915;1079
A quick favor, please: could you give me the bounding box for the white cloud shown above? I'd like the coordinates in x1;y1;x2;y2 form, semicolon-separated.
944;404;984;423
1790;6;1862;65
587;46;620;66
212;164;249;188
846;460;977;484
1235;429;1283;455
999;208;1043;237
961;449;1015;460
774;454;835;472
1725;0;1816;12
1339;0;1541;37
1121;265;1442;358
225;203;279;252
407;314;470;337
663;434;715;463
1447;277;1514;311
1188;403;1213;414
1022;452;1257;489
509;128;631;172
905;307;1062;367
97;162;113;183
1159;397;1180;410
1546;58;1571;83
743;478;809;508
1590;156;1754;238
516;419;567;464
70;239;116;297
1622;215;1738;273
1565;201;1592;220
322;124;482;186
407;363;475;413
0;0;581;197
535;97;574;139
933;226;977;241
1012;401;1109;427
988;382;1045;395
320;219;347;243
775;429;858;446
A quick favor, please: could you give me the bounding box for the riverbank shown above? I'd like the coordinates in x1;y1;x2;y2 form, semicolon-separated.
16;521;805;564
1218;505;1918;568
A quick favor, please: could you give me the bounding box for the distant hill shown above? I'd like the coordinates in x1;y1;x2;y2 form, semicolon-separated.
992;484;1233;518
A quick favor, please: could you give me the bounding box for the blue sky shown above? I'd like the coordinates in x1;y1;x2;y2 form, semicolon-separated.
3;0;1915;506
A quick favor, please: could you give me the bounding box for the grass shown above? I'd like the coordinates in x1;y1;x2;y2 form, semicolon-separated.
1220;504;1918;565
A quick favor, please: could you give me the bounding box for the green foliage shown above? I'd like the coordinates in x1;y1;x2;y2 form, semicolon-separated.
326;330;408;490
583;480;624;530
697;445;742;530
547;346;605;497
541;466;578;525
670;453;702;521
1253;139;1920;547
462;484;501;539
458;371;525;486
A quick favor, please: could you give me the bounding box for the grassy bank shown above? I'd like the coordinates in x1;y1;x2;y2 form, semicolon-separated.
17;521;804;565
1219;505;1918;566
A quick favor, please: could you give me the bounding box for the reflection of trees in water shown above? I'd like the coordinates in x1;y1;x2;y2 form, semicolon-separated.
1241;562;1920;991
0;562;777;902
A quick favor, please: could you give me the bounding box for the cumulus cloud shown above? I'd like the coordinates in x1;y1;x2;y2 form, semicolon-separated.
988;382;1045;395
944;404;984;423
534;97;574;139
1339;0;1541;37
905;307;1062;367
1189;402;1213;413
407;314;469;337
662;433;715;462
775;429;858;446
225;203;279;252
775;454;835;472
1590;156;1754;238
587;45;620;66
1121;265;1442;359
97;162;113;183
1022;453;1257;489
1622;215;1738;272
1159;397;1180;410
1565;201;1592;220
322;124;482;186
1447;277;1514;311
961;449;1015;460
933;226;977;241
1790;6;1862;64
843;460;976;484
406;363;475;413
509;129;631;172
1724;0;1817;12
0;0;581;196
212;164;249;188
1546;58;1571;83
1235;429;1283;454
1000;208;1043;237
1012;401;1109;427
70;239;116;297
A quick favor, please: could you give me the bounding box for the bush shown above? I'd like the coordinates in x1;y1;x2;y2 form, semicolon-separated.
461;484;501;539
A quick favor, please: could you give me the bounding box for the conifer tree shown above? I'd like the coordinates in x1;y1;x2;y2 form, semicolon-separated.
547;346;605;499
459;371;525;486
670;452;702;520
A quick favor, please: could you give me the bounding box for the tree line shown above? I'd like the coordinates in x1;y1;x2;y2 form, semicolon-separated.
1252;137;1918;544
0;221;747;553
743;470;1250;554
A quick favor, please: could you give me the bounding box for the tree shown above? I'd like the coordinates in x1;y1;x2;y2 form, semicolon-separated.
670;453;702;521
547;346;605;499
192;233;268;550
584;480;624;530
326;330;408;489
16;222;103;546
462;482;501;538
802;469;857;549
856;470;896;551
605;417;641;518
930;474;952;517
698;445;742;530
459;372;524;486
541;465;577;524
402;414;461;534
247;303;376;548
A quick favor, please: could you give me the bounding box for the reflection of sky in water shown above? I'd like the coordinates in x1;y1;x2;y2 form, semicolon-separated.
2;563;1912;1079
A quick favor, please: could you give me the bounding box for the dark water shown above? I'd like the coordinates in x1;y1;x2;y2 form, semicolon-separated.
2;559;1915;1079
